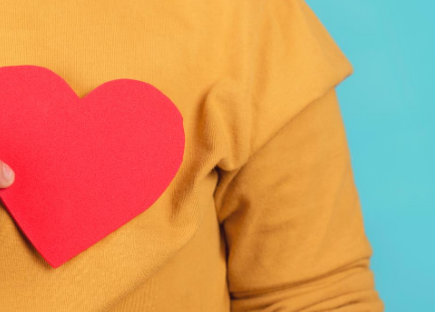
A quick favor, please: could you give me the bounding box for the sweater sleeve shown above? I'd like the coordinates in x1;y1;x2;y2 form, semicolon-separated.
214;87;385;311
213;1;385;311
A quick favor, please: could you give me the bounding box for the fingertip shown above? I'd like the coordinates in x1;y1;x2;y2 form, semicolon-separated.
0;162;15;188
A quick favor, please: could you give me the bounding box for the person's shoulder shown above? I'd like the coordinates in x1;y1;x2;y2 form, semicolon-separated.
223;0;355;157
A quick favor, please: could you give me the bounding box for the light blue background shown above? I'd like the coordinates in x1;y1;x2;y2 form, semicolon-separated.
305;1;435;311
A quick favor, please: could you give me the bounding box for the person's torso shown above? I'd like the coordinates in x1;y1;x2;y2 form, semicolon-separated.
0;1;254;310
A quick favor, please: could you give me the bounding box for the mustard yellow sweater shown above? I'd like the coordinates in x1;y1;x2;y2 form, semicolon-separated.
0;0;384;311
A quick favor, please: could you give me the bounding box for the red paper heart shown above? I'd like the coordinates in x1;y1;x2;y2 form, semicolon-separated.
0;65;185;268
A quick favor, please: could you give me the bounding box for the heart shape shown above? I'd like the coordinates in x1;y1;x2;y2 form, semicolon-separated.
0;65;185;268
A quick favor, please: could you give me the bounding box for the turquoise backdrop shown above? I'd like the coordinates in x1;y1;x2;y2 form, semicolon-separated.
306;1;435;311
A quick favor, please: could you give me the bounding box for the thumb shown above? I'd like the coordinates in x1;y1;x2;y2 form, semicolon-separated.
0;161;15;188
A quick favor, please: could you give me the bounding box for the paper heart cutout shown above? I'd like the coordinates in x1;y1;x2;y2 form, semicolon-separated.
0;65;185;268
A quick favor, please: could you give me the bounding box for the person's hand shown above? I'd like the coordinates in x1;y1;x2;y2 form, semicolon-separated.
0;160;15;188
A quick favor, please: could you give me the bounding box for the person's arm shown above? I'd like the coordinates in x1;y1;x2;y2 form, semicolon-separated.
214;86;384;311
213;1;384;310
